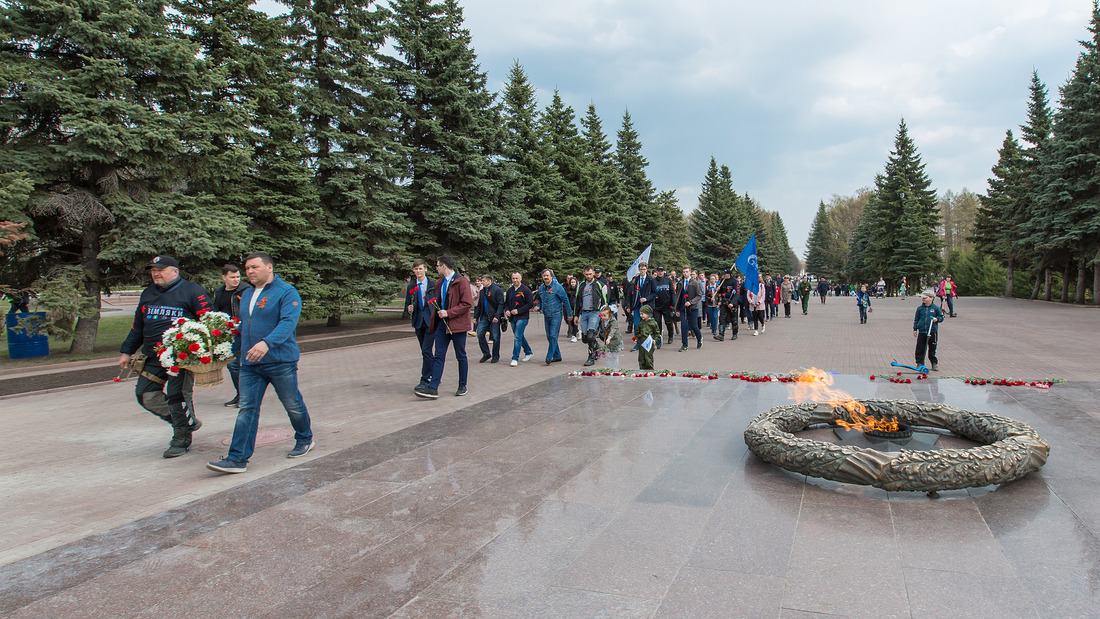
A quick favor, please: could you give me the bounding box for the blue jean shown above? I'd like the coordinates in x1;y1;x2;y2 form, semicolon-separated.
706;306;718;333
228;362;312;463
579;310;600;335
681;308;700;346
511;318;532;361
544;312;563;361
476;316;501;360
428;328;468;389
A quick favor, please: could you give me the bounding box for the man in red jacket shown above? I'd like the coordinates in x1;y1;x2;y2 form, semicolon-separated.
415;255;473;399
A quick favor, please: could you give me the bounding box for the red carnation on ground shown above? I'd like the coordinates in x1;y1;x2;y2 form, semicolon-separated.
188;342;201;352
869;375;876;380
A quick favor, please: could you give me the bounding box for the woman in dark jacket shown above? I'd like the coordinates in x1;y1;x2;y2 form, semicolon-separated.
564;275;579;341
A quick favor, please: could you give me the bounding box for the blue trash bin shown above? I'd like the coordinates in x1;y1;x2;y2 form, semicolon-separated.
6;312;50;358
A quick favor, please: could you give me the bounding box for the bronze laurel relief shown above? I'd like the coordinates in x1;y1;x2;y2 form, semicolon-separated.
743;399;1050;492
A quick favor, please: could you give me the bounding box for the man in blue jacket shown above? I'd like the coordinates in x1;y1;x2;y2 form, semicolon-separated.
207;252;314;474
535;269;572;365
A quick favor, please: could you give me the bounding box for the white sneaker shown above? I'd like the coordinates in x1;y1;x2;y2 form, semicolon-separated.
570;336;577;343
510;359;518;367
761;324;765;333
753;330;759;336
521;353;533;362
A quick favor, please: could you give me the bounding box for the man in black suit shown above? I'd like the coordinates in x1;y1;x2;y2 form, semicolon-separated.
474;274;506;363
405;259;436;390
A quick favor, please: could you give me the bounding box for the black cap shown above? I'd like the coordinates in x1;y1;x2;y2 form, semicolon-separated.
655;265;665;271
145;255;180;270
594;267;602;273
722;269;731;275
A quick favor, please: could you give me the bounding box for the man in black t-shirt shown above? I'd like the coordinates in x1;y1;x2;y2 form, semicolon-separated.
119;256;212;459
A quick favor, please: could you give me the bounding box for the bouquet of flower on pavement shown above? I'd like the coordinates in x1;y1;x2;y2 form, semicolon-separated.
156;310;238;376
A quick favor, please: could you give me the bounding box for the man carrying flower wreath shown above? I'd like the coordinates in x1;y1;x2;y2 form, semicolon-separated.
208;252;315;474
118;255;212;458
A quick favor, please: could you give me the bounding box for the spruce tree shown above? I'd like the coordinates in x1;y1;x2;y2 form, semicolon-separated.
614;110;659;257
1031;3;1100;304
287;0;409;325
498;61;546;275
580;103;630;272
688;158;730;273
541;91;616;275
1016;71;1055;299
0;0;245;352
858;120;941;289
175;0;323;303
654;190;691;269
974;131;1027;296
390;0;523;276
769;211;793;274
804;202;833;278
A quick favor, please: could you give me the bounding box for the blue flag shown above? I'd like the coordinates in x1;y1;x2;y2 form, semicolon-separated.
734;233;760;298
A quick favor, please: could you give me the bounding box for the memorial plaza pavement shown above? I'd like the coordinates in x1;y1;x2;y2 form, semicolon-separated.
0;296;1097;617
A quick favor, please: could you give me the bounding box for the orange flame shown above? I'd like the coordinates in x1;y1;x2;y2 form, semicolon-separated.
789;368;899;433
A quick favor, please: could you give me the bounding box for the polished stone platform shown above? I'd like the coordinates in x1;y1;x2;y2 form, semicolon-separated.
4;374;1099;618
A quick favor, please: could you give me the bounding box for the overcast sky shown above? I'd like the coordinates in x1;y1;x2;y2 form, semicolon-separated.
257;0;1091;255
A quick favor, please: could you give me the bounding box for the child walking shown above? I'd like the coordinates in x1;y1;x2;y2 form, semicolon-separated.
634;305;660;370
856;284;872;324
597;305;622;369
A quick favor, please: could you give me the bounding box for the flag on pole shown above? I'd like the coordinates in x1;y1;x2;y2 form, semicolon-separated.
626;244;652;281
734;233;760;299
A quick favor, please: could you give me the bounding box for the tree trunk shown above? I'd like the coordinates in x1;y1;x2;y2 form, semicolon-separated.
1060;262;1070;302
69;226;102;355
326;314;341;327
1094;250;1100;305
1042;268;1051;302
1076;257;1086;304
1029;261;1043;300
1004;258;1014;297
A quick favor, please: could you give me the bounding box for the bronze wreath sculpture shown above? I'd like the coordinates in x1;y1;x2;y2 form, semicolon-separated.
743;399;1050;492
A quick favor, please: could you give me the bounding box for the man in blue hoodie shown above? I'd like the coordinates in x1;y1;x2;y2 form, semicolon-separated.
207;252;314;474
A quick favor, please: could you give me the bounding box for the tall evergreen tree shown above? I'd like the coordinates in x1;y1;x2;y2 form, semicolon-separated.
654;190;690;269
541;90;616;274
974;131;1027;296
390;0;523;276
854;120;941;288
1016;71;1056;300
614;109;659;258
688;158;748;273
768;211;793;274
580;103;629;272
0;0;246;352
498;61;546;275
804;202;834;278
1031;3;1100;304
287;0;409;325
176;0;322;301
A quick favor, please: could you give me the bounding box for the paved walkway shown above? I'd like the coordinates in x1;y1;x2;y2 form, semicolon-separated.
1;297;1098;616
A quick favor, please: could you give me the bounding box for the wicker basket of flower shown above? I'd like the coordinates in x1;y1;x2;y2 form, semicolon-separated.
155;311;239;387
